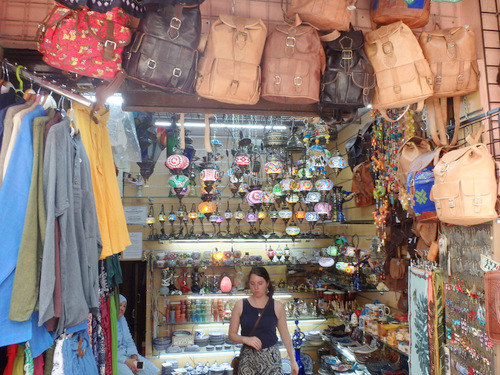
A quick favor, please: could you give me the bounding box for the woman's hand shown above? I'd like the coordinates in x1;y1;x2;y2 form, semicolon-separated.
243;336;262;350
291;361;299;375
125;357;139;373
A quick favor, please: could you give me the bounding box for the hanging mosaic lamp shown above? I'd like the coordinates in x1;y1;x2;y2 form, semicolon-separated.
328;149;347;176
286;220;301;241
165;153;190;174
200;168;221;194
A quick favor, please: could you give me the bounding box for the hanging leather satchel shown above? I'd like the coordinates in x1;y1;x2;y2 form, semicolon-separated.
396;136;432;188
430;137;499;226
196;15;267;105
345;121;373;170
37;4;132;79
261;24;325;104
371;0;431;29
320;28;375;113
419;25;480;147
285;0;357;32
364;21;433;115
123;3;201;94
352;160;376;207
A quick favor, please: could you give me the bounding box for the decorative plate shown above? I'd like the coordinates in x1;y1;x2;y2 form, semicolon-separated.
330;364;353;372
281;358;292;374
300;352;313;373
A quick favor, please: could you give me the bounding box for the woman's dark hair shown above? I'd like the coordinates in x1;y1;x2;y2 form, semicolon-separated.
248;266;274;298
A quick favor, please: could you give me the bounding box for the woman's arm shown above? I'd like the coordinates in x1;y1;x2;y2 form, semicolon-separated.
275;301;299;375
228;300;262;350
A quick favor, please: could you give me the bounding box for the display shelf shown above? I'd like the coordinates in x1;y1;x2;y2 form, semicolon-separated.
153;341;328;360
329;342;369;374
359;329;408;358
157;317;328;326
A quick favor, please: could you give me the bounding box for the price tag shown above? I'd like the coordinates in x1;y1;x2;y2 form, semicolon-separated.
480;254;500;272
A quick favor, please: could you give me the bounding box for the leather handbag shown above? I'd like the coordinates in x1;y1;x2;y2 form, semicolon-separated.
196;15;267;105
320;28;375;112
364;21;433;114
371;0;431;29
352;160;376;207
419;26;480;147
261;24;325;104
123;3;201;94
389;247;406;280
345;121;374;170
430;139;499;226
37;4;132;79
285;0;356;32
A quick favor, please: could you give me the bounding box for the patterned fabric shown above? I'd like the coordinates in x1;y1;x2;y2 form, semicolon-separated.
55;0;144;18
38;4;132;79
409;267;445;375
409;266;430;375
238;344;283;375
51;338;65;375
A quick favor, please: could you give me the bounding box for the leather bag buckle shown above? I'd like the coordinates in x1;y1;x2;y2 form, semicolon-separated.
147;59;157;69
382;41;393;55
105;40;117;50
286;37;296;47
173;67;182;77
342;49;353;60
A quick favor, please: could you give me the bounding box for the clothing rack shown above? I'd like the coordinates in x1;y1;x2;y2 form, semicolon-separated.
3;59;92;107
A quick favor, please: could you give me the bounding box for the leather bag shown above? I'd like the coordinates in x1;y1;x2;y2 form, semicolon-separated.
352;160;376;207
419;26;480;147
430;141;499;226
320;28;375;112
389;247;406;280
345;121;373;170
285;0;356;32
371;0;430;29
396;136;432;188
261;24;325;104
406;148;446;222
196;15;267;105
364;21;433;113
123;3;201;94
37;4;132;79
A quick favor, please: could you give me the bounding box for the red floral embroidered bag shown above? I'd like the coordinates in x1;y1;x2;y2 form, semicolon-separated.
37;4;132;79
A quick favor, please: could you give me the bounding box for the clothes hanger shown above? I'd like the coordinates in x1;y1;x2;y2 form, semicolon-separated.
67;101;79;136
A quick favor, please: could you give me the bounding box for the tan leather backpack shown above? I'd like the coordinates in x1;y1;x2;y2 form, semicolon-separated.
370;0;431;30
364;21;433;114
419;26;480;147
196;15;267;105
261;24;325;104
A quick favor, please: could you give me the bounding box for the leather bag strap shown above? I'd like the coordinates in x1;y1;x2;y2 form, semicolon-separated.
249;298;270;336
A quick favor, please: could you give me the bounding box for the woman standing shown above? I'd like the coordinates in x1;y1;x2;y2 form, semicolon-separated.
228;267;299;375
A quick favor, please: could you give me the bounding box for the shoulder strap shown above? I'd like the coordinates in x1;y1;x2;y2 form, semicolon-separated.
249;298;271;336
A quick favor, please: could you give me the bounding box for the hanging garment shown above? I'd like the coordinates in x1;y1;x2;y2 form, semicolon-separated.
73;102;131;258
3;345;17;375
0;105;46;347
0;88;18;146
51;337;64;375
39;118;101;335
0;100;32;187
2;101;39;179
33;355;44;375
0;97;25;148
43;345;55;375
10;110;55;321
61;330;98;375
11;345;24;375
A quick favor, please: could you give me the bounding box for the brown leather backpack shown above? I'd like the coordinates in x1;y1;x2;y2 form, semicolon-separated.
261;24;325;104
371;0;430;29
196;15;267;105
123;4;201;94
285;0;356;32
364;21;433;115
